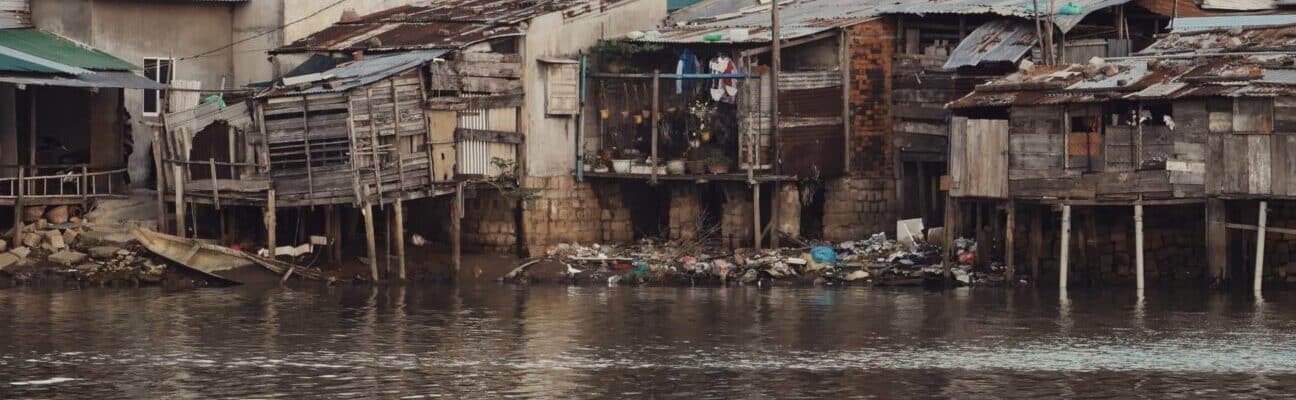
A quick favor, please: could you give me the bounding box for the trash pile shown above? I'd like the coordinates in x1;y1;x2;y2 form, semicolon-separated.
0;204;170;286
502;232;1009;287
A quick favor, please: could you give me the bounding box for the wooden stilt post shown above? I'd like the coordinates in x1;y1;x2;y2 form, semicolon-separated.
770;183;781;249
943;197;957;281
1135;201;1145;290
362;200;379;281
264;189;276;257
385;206;393;274
151;128;168;234
1029;206;1042;284
1255;200;1267;292
752;183;761;250
1060;204;1072;290
453;181;464;274
324;206;335;263
173;165;186;238
394;199;406;281
1006;200;1016;285
12;166;22;244
1206;198;1227;285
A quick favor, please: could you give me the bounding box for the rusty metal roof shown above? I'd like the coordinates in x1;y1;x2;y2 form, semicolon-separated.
944;19;1037;69
950;56;1296;108
648;0;1133;45
260;49;449;97
275;0;624;53
1139;18;1296;55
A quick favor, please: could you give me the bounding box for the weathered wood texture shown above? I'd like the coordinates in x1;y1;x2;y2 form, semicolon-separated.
950;118;1008;198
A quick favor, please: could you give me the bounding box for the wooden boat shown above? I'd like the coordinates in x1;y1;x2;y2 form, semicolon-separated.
132;228;321;284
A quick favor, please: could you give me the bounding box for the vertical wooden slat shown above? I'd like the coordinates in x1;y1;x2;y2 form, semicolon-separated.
301;95;316;205
208;158;220;210
1255;200;1267;292
1060;204;1071;290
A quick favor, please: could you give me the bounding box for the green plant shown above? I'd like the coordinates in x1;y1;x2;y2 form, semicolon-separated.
486;157;537;200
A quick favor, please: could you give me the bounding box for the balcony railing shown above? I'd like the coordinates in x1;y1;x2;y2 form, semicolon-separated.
0;164;129;203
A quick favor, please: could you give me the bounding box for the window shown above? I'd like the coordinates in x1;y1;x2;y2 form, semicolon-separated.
143;57;174;116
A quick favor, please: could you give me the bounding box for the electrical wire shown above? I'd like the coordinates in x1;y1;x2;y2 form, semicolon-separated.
178;0;349;61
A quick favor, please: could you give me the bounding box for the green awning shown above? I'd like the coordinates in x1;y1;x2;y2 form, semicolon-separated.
0;51;62;74
0;29;138;71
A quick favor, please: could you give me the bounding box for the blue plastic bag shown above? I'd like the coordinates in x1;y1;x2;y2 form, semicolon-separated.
811;247;837;265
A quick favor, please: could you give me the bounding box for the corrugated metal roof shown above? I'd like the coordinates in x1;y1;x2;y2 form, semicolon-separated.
951;56;1296;108
0;45;73;74
1138;21;1296;55
1169;15;1296;32
944;20;1037;69
276;0;624;53
0;70;164;89
262;49;448;97
651;0;1132;44
0;28;137;71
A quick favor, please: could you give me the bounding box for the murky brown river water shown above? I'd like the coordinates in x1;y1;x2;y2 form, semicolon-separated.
1;284;1295;399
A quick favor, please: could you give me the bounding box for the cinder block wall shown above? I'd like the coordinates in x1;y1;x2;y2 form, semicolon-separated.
461;176;630;255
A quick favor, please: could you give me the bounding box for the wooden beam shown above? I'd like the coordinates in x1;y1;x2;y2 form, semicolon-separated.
394;198;406;280
208;158;220;210
301;95;316;206
651;70;660;185
943;196;956;281
453;181;464;275
365;88;382;204
771;183;782;248
362;199;378;281
1134;202;1145;290
390;80;406;198
753;183;761;250
1006;200;1016;285
1060;204;1071;289
173;164;185;238
151;128;168;234
11;166;21;244
1255;200;1267;292
265;188;276;256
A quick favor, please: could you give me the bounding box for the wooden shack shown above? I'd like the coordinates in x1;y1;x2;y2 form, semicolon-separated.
949;45;1296;290
161;49;525;280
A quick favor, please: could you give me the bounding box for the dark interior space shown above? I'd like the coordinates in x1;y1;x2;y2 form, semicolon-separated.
800;182;825;240
699;184;725;238
623;182;670;240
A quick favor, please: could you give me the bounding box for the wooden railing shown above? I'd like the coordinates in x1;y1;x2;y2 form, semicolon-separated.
0;164;129;200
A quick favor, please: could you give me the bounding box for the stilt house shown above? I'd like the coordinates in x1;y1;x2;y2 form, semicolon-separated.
947;15;1296;289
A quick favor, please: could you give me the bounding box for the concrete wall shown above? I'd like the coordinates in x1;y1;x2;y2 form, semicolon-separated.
521;0;667;177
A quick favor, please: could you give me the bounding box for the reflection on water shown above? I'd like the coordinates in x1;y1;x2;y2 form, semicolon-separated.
2;285;1296;398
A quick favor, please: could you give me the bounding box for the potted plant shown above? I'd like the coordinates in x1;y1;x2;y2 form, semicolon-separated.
706;150;731;174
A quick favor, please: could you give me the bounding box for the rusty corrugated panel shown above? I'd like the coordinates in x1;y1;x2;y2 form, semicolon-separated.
945;20;1037;69
780;124;844;177
276;0;612;53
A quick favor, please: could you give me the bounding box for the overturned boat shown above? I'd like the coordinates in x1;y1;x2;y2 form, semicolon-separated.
132;228;320;284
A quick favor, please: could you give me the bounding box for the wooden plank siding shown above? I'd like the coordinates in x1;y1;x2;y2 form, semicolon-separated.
950;118;1009;198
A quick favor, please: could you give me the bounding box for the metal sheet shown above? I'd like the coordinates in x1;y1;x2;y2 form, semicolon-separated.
944;20;1036;69
262;49;449;97
0;70;164;89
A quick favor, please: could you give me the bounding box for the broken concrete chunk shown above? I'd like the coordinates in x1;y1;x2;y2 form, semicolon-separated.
62;229;79;245
0;252;18;271
22;232;41;248
10;246;30;259
45;206;69;225
22;206;44;223
89;246;122;259
48;251;88;266
0;239;8;253
43;230;66;250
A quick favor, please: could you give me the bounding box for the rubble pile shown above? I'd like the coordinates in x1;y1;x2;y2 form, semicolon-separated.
503;233;1011;286
0;204;170;286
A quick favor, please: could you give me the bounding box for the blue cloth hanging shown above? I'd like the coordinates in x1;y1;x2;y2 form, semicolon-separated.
676;49;699;94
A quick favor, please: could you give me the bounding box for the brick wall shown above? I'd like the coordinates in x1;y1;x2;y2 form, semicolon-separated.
668;185;702;241
846;18;895;178
721;184;753;248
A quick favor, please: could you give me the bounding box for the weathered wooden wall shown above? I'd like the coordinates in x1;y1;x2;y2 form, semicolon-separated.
950;117;1008;198
1206;97;1292;198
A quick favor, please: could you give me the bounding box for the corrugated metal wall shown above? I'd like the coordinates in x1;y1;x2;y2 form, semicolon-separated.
0;0;29;29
